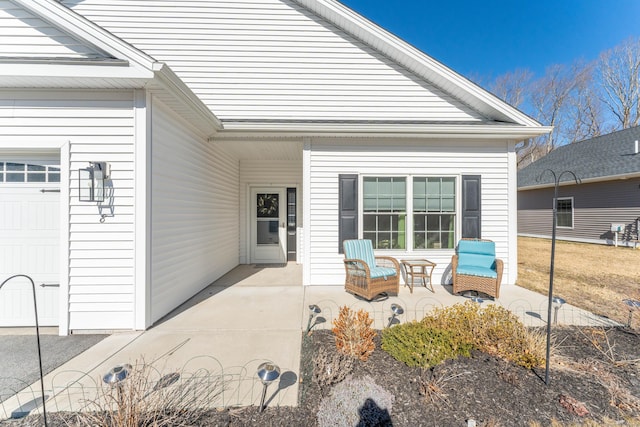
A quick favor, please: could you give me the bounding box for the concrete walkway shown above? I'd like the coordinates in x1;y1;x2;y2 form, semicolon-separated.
0;264;616;420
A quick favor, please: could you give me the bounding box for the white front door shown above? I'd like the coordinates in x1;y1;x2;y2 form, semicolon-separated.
0;160;60;326
250;188;286;264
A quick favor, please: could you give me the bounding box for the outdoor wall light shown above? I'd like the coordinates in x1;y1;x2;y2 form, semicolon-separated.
256;362;280;412
552;296;565;325
305;304;321;334
387;303;404;327
623;299;640;327
79;162;110;202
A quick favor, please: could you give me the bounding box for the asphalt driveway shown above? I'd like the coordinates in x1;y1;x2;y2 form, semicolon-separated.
0;332;106;403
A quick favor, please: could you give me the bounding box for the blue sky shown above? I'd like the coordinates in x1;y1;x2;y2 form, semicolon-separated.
340;0;640;81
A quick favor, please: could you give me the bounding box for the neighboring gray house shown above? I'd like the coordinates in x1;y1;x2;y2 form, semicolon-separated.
518;127;640;246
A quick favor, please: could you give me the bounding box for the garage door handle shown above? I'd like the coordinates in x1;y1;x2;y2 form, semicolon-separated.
40;189;60;193
40;283;60;288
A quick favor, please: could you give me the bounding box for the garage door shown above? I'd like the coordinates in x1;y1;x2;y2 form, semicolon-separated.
0;160;60;326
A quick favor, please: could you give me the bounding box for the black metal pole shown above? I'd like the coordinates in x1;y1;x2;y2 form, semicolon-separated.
0;275;48;426
540;170;579;386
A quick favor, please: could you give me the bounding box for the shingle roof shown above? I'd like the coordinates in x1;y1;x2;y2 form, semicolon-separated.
518;126;640;188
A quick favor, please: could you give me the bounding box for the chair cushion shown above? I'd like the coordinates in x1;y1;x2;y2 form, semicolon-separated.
457;240;496;270
343;239;377;269
369;266;397;280
456;265;498;279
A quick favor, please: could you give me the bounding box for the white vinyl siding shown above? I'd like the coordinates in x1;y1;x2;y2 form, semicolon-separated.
0;0;107;59
0;89;137;330
150;97;239;324
239;158;303;263
64;0;483;123
308;139;512;286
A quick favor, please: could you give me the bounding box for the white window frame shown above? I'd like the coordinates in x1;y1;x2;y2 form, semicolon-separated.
359;174;460;252
555;197;574;229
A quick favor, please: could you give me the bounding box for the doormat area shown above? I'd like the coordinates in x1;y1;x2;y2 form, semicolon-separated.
253;263;287;268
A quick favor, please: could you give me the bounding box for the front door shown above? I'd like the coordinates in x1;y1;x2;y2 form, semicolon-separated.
250;188;286;264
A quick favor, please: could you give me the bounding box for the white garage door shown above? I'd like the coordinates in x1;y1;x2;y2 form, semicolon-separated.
0;160;60;326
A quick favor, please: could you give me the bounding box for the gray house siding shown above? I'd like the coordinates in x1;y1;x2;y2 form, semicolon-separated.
518;178;640;245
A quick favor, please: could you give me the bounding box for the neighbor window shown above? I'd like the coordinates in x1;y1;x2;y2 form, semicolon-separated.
556;197;573;228
413;177;456;249
362;177;406;249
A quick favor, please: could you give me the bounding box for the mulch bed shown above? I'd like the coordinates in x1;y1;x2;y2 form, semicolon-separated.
5;327;640;426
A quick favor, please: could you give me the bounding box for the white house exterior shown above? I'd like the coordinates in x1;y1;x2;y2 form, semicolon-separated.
0;0;550;334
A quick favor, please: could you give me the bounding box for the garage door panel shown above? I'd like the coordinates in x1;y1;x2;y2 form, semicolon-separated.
0;179;59;327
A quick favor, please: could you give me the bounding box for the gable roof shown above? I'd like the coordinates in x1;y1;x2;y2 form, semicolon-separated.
1;0;221;134
62;0;551;139
518;126;640;189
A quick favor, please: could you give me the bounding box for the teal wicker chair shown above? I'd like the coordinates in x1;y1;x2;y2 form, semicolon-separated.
452;238;503;298
343;239;400;300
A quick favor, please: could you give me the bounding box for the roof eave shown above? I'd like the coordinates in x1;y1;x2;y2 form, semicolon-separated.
519;171;640;190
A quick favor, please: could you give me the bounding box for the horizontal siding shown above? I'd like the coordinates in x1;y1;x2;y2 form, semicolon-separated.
0;89;137;330
0;0;106;59
518;178;640;244
239;158;303;263
151;97;239;324
64;0;484;122
308;139;512;286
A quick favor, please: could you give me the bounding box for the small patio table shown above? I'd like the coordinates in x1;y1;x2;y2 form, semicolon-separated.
400;259;436;293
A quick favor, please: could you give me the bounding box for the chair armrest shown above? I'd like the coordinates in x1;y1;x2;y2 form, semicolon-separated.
375;256;401;274
451;255;458;281
495;258;504;286
344;258;370;277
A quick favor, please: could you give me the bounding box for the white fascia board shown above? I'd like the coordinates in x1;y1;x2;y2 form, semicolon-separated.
13;0;156;74
151;65;223;134
215;122;553;141
519;171;640;191
294;0;542;128
0;62;153;80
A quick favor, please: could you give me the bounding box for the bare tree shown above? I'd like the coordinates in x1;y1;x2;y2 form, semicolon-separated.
597;37;640;129
565;61;606;142
489;68;533;108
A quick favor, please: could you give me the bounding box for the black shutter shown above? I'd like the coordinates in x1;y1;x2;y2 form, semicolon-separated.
461;175;481;239
338;174;358;253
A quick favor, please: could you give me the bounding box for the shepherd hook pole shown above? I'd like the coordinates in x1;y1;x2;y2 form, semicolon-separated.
0;274;48;426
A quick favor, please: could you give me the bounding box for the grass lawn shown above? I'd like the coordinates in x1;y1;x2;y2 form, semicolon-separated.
517;236;640;327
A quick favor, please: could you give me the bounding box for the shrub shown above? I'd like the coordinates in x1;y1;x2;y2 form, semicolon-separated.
317;375;394;427
332;306;376;361
381;321;473;368
422;301;546;369
312;346;355;393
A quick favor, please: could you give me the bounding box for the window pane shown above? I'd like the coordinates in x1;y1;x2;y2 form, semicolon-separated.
0;163;4;171
413;197;426;212
442;196;455;212
378;178;391;196
427;197;440;211
7;162;23;171
363;197;377;211
27;173;46;182
414;232;426;249
363;214;376;232
48;173;60;183
27;164;46;171
414;214;425;231
363;179;376;198
257;220;279;244
427;179;440;194
256;194;279;218
413;179;425;197
556;199;573;227
49;166;60;172
6;173;23;182
442;178;455;195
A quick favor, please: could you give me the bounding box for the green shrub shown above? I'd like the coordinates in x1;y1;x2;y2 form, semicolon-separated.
381;321;473;368
422;301;546;369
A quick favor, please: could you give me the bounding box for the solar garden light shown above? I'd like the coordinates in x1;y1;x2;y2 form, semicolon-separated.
305;304;321;334
471;296;484;305
256;362;280;412
552;296;565;325
103;364;132;406
623;299;640;327
387;303;404;328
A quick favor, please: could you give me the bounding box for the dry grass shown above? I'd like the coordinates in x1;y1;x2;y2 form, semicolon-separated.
517;237;640;327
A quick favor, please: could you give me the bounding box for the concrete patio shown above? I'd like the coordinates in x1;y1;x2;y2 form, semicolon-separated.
0;262;616;420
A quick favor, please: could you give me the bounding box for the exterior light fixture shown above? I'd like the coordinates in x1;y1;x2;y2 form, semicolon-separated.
552;296;565;325
256;362;280;412
471;296;484;305
305;304;321;334
103;364;132;407
387;303;404;327
623;299;640;327
79;162;110;202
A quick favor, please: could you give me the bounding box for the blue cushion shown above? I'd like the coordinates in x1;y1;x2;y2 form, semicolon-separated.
343;239;376;269
369;266;397;280
457;240;496;270
456;265;497;279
